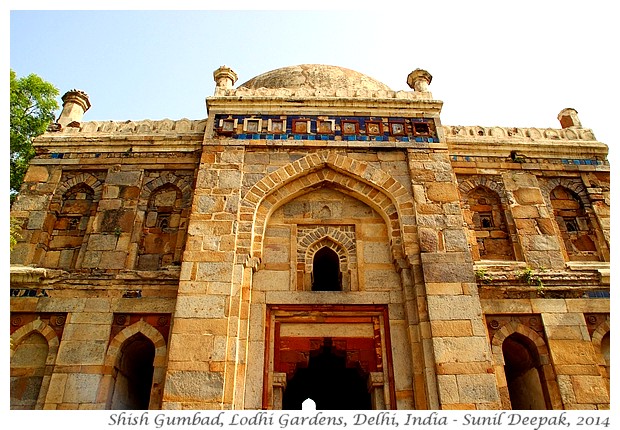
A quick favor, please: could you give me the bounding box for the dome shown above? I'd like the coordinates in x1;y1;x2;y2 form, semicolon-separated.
239;64;392;93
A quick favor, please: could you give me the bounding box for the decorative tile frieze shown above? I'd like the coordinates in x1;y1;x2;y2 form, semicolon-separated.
213;114;439;143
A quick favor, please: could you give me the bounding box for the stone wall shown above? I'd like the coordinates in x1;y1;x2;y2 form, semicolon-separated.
10;80;610;410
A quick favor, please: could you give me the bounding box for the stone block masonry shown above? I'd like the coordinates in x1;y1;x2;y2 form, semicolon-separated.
10;64;609;411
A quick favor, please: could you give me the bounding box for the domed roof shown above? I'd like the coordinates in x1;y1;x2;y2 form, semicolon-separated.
239;64;392;93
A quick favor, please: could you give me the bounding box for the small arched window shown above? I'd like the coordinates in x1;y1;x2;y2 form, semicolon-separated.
312;247;341;291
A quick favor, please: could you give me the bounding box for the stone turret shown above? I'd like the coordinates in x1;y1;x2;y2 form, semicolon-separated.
213;66;238;95
407;69;433;98
558;108;582;129
57;89;91;127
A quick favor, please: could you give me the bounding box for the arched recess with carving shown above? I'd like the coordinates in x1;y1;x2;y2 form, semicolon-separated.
299;226;356;291
100;320;168;410
42;173;103;269
540;178;606;262
10;320;60;409
490;321;562;410
539;178;590;208
135;173;193;270
457;176;520;261
239;150;414;263
590;319;610;394
139;173;193;205
53;172;104;202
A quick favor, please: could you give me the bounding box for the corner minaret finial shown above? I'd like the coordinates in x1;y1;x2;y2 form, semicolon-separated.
557;108;582;129
213;65;238;95
57;89;90;127
407;69;433;93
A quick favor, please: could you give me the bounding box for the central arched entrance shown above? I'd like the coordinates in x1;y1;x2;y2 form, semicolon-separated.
282;338;371;410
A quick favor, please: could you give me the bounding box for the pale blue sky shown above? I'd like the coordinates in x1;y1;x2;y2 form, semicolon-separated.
7;3;617;152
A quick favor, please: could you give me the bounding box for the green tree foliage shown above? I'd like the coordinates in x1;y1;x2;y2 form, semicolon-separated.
10;69;59;201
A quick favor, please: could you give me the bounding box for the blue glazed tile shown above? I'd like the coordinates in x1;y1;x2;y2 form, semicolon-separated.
402;137;409;142
465;156;471;162
266;134;274;140
321;135;329;140
294;134;301;140
561;159;569;164
329;135;335;140
359;136;368;141
308;135;315;140
415;137;423;142
238;134;247;139
253;134;260;139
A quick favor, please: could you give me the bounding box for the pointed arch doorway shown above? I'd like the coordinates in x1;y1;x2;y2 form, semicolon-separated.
282;338;371;410
265;305;395;410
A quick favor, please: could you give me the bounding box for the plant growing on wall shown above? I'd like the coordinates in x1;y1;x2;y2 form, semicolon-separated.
474;268;493;284
518;267;545;297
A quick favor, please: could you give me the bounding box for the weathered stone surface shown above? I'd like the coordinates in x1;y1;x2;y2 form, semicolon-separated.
421;252;475;283
513;187;544;205
106;170;142;186
571;375;609;404
62;373;102;403
196;262;234;283
431;320;473;337
418;227;438;252
426;182;459;202
23;165;50;183
548;339;597;365
522;234;561;251
510;205;540;219
433;336;490;363
174;296;226;319
456;374;500;403
436;374;459;404
55;340;108;366
443;229;468;252
164;371;224;402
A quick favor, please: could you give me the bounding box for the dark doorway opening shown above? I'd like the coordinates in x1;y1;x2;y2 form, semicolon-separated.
111;333;155;410
503;333;548;410
282;339;371;410
312;247;341;291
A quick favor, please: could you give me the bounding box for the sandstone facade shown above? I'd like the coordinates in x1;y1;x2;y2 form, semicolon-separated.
10;65;610;410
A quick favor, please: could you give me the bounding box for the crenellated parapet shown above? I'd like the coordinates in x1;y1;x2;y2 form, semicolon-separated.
213;86;434;100
442;125;596;141
44;118;207;135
